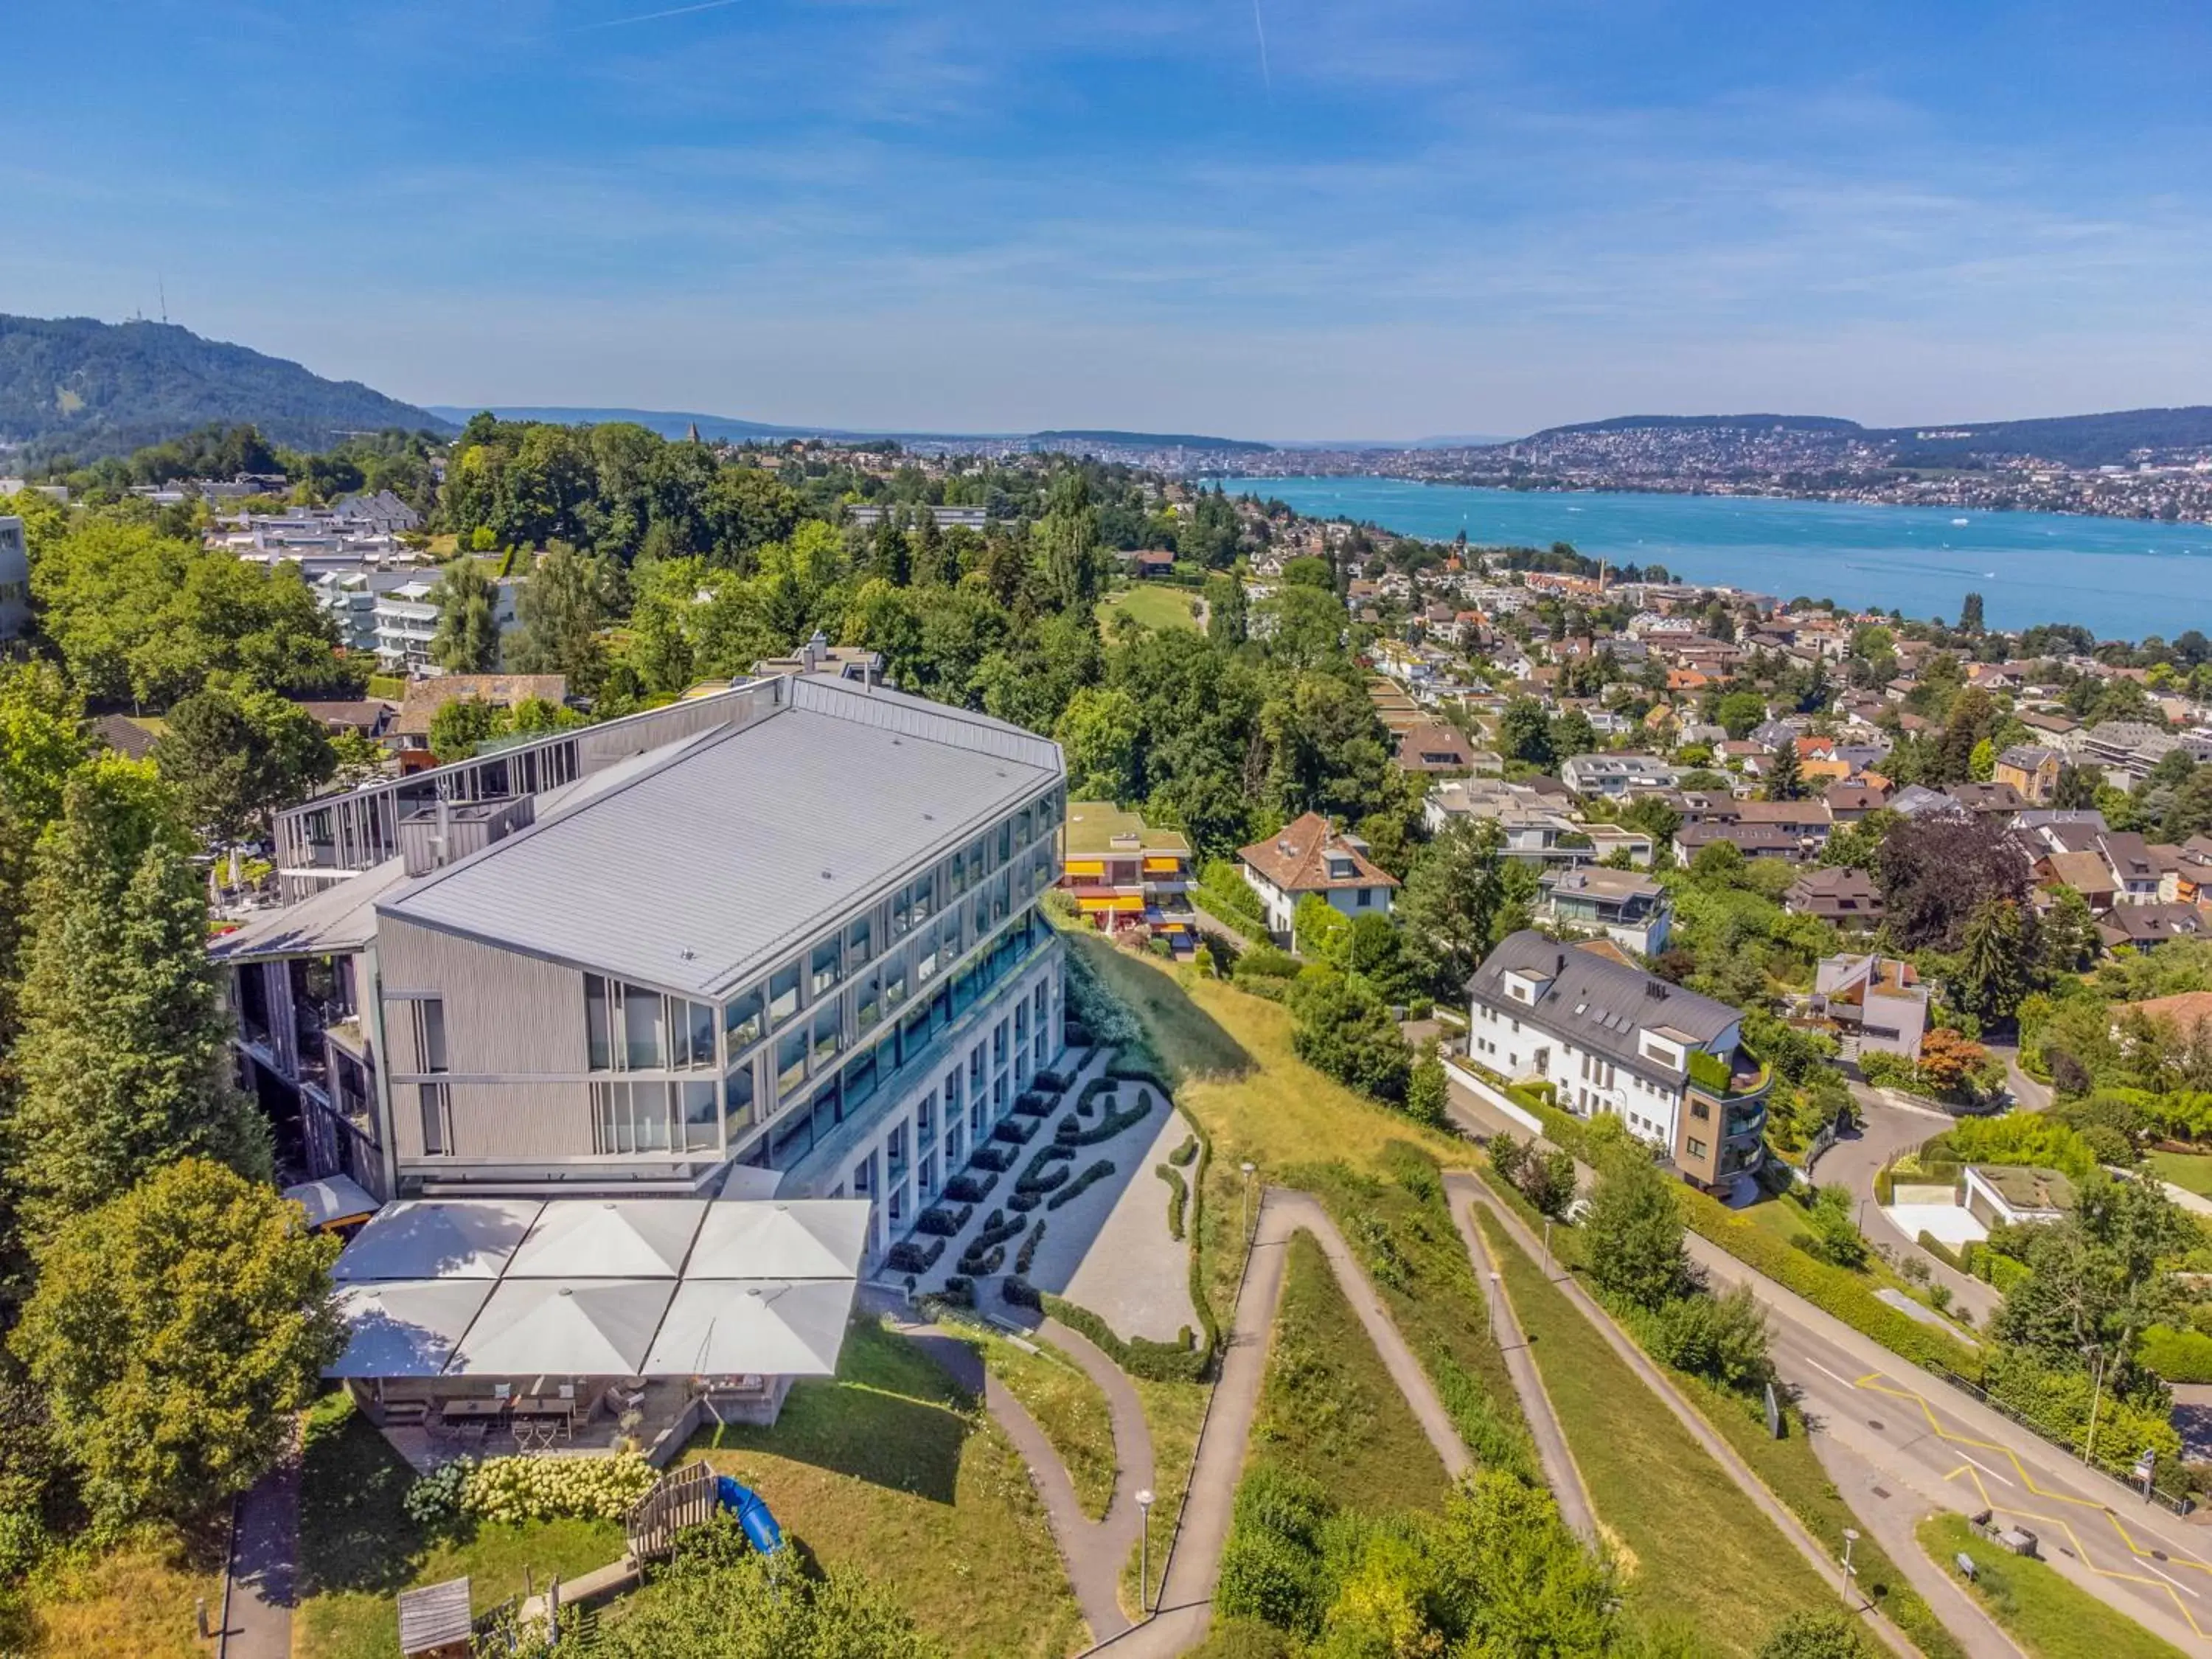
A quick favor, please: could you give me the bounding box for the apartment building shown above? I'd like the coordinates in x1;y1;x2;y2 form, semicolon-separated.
220;674;1067;1272
1467;931;1767;1190
1060;801;1196;951
373;574;521;672
0;515;27;639
1560;753;1677;798
1534;866;1672;957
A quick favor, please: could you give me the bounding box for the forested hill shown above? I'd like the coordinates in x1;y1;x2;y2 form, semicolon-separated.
1512;406;2212;465
0;315;451;465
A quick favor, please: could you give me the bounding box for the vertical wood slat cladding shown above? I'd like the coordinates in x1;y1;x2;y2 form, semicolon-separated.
379;916;586;1076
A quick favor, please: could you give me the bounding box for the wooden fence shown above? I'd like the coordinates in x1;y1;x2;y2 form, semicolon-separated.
625;1459;718;1563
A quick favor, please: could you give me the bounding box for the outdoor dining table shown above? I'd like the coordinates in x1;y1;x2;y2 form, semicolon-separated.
438;1398;509;1421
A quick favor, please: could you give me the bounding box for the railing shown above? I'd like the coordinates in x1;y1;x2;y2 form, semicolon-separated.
1933;1366;2194;1516
626;1459;720;1561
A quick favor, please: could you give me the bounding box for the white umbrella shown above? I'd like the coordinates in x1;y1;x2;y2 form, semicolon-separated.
686;1200;871;1280
282;1174;381;1231
333;1198;543;1281
641;1279;856;1377
327;1279;492;1377
505;1199;707;1279
445;1279;673;1377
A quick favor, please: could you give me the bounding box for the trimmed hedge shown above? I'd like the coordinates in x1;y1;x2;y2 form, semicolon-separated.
886;1236;945;1275
1169;1135;1199;1168
1044;1293;1207;1382
1016;1220;1046;1275
915;1203;973;1238
1034;1067;1072;1091
992;1115;1038;1147
1077;1077;1116;1117
1916;1230;1966;1273
1002;1276;1043;1310
2141;1324;2212;1385
1158;1161;1189;1240
1012;1090;1054;1119
1678;1186;1983;1380
945;1172;996;1204
1048;1158;1116;1211
970;1144;1016;1173
970;1208;1026;1253
959;1242;1006;1276
1008;1189;1043;1213
1058;1093;1152;1148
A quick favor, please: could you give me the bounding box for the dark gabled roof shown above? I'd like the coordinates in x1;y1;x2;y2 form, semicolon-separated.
1467;929;1741;1083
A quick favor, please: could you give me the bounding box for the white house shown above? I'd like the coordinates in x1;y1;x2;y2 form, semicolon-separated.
1237;812;1399;940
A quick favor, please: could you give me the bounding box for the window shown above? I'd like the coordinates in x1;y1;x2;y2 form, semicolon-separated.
725;1066;757;1130
857;969;883;1034
848;916;874;965
1686;1138;1708;1159
917;1093;935;1139
813;1006;844;1066
585;978;613;1069
594;1080;675;1154
777;1029;810;1096
845;1046;879;1109
624;986;664;1070
810;936;843;997
881;954;909;1012
412;1000;448;1073
1690;1100;1711;1121
724;986;765;1051
769;961;801;1023
683;999;717;1070
1358;887;1374;908
681;1079;719;1151
419;1082;451;1155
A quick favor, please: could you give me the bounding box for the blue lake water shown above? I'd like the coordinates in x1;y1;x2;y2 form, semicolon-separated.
1217;476;2212;642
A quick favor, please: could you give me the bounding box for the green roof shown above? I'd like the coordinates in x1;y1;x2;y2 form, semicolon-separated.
1967;1164;2076;1214
1064;801;1191;857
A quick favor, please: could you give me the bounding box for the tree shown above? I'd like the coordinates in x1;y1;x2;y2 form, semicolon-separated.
1954;897;2034;1029
428;697;501;764
1396;818;1509;1001
1497;697;1554;767
1914;1028;1995;1102
506;541;613;695
153;686;334;846
1053;687;1143;803
1958;591;1986;633
1877;811;2030;951
428;556;502;672
1286;966;1411;1103
1424;1472;1619;1655
1342;910;1416;1004
1758;1609;1870;1659
1034;473;1103;612
10;1158;341;1524
1992;1169;2192;1391
1581;1147;1686;1310
1763;739;1804;801
1549;707;1596;760
1714;689;1767;740
590;1514;944;1658
7;760;268;1237
1406;1042;1449;1128
1292;891;1352;964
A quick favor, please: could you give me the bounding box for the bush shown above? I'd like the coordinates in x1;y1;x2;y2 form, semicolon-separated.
1158;1162;1189;1240
1016;1220;1046;1276
970;1208;1025;1252
938;1276;975;1309
1857;1051;1916;1091
970;1144;1016;1173
410;1453;657;1527
992;1116;1037;1147
945;1172;995;1204
1048;1159;1117;1211
1916;1230;1964;1272
1002;1276;1042;1310
885;1237;945;1275
1012;1091;1053;1119
1044;1293;1210;1382
1059;1092;1152;1147
1078;1077;1117;1116
1169;1135;1199;1168
0;1509;47;1582
1034;1068;1071;1091
914;1203;973;1237
959;1242;1006;1276
2140;1324;2212;1385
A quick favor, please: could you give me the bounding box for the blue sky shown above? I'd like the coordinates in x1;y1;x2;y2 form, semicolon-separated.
4;1;2210;438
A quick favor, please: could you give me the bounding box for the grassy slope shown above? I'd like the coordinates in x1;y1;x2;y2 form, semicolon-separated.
294;1392;623;1659
1121;1374;1210;1618
1249;1231;1452;1517
1919;1512;2188;1659
1097;584;1201;633
1476;1207;1837;1655
975;1328;1119;1521
2146;1150;2212;1198
4;1528;224;1658
699;1318;1087;1659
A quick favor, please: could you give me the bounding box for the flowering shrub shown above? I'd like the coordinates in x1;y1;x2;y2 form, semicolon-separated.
404;1452;657;1530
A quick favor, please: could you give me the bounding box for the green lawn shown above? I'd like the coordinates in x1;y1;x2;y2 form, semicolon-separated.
698;1318;1086;1658
2146;1150;2212;1199
1249;1231;1453;1517
1918;1512;2189;1659
1475;1208;1838;1655
973;1328;1119;1520
1121;1374;1211;1620
1097;583;1201;633
294;1391;624;1659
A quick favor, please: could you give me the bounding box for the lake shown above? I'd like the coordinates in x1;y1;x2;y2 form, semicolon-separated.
1216;476;2212;642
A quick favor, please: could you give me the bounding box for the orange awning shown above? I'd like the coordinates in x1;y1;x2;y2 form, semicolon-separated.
1141;857;1184;874
1079;894;1146;914
1064;859;1105;877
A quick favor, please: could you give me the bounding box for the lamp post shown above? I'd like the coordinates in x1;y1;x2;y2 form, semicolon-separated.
1135;1488;1156;1615
1241;1161;1257;1243
2082;1348;2107;1467
1541;1216;1554;1277
1840;1527;1860;1607
1487;1271;1503;1344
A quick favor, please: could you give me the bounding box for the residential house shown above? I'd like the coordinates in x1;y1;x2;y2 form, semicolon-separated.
1466;931;1767;1191
1126;549;1177;579
1993;745;2062;805
1810;953;1928;1060
1674;821;1801;863
389;675;571;771
1963;1166;2076;1230
1535;866;1672;956
1785;867;1885;929
1823;780;1890;821
1394;723;1478;774
374;575;523;672
1560;753;1678;798
1238;813;1399;939
1060;801;1194;951
2096;903;2208;953
1946;781;2028;818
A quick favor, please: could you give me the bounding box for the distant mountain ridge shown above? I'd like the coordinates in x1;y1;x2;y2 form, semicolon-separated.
431;406;1272;453
0;315;451;463
1514;406;2212;466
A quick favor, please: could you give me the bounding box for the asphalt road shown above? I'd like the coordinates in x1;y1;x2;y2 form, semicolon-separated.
1819;1091;2004;1326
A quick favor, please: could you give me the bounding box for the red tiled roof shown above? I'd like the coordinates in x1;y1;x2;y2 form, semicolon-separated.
1237;811;1399;894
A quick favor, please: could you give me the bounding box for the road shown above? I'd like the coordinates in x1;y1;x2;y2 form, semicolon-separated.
1691;1229;2212;1651
1447;1074;2212;1652
1822;1090;2004;1326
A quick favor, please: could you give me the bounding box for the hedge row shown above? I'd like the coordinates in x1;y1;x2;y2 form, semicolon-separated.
885;1235;945;1275
1017;1220;1046;1276
1158;1161;1189;1240
1048;1158;1116;1211
1169;1135;1199;1168
1043;1293;1207;1382
945;1171;995;1205
992;1115;1039;1147
914;1202;973;1239
970;1144;1016;1173
1678;1187;1982;1380
1058;1093;1152;1148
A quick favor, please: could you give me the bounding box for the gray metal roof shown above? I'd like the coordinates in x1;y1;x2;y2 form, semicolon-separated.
1468;930;1739;1082
212;856;409;963
378;678;1061;999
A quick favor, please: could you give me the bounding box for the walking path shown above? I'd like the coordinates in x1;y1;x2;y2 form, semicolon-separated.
1441;1170;1597;1542
218;1424;302;1659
